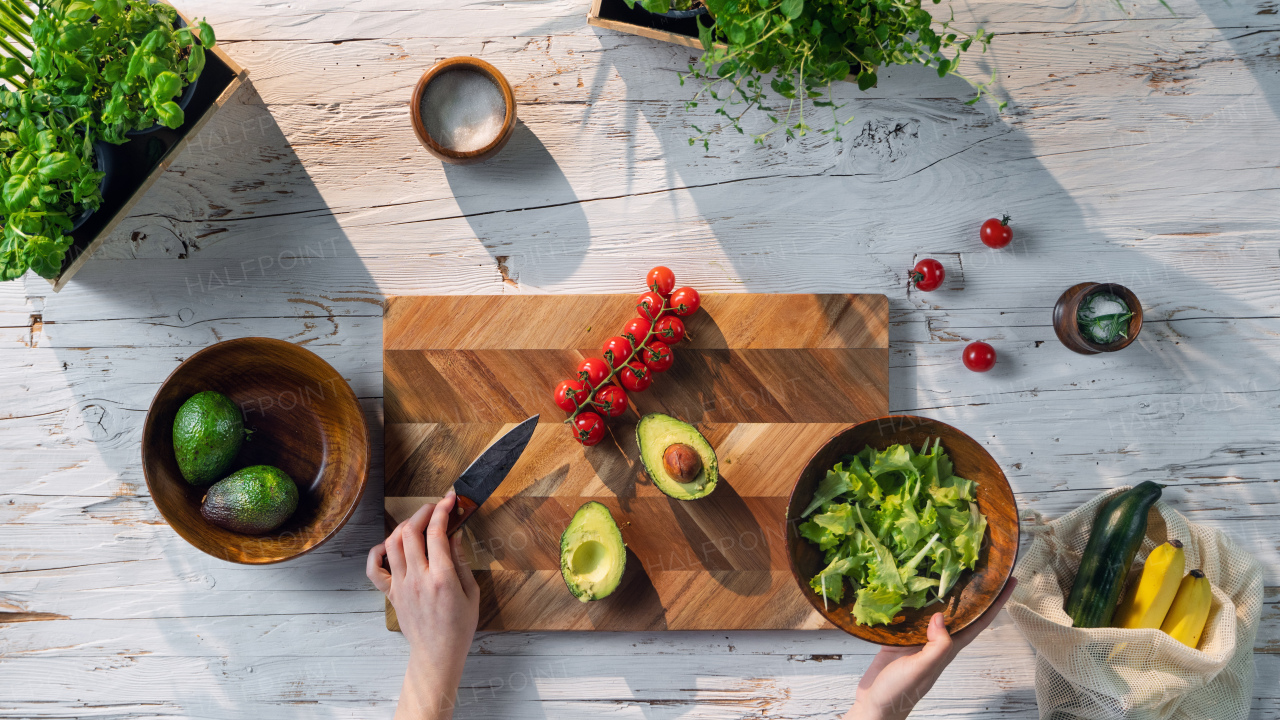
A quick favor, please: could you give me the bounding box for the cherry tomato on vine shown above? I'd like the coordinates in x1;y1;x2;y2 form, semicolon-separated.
593;384;628;418
641;340;674;373
963;341;997;372
647;266;675;297
553;379;588;412
637;291;666;320
572;411;606;446
619;362;652;392
980;215;1013;249
577;357;610;387
909;259;945;292
653;315;685;344
621;316;652;346
669;287;700;317
601;336;633;368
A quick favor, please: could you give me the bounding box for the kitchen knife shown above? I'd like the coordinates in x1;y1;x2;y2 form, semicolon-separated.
444;414;539;537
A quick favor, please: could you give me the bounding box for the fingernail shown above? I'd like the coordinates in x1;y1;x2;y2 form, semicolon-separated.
446;488;456;498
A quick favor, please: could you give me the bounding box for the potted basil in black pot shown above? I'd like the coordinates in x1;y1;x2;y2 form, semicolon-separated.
0;0;217;281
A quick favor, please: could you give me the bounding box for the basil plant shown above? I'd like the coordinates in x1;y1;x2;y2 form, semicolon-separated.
0;0;215;280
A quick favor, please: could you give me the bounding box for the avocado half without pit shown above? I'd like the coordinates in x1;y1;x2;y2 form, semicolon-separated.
637;413;718;500
560;501;627;602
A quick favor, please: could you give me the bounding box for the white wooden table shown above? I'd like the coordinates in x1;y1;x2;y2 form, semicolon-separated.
3;0;1278;716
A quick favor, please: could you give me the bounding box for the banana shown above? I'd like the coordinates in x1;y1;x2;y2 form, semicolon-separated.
1113;540;1185;629
1160;569;1212;649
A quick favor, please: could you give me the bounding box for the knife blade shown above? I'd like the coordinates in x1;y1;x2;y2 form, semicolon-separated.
445;414;539;537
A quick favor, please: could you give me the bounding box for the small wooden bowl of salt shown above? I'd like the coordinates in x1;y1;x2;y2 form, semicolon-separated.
410;57;516;165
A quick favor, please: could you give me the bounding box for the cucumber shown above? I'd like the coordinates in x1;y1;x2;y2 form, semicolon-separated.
1064;481;1164;628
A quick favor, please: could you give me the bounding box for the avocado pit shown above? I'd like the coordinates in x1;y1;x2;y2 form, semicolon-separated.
663;443;702;482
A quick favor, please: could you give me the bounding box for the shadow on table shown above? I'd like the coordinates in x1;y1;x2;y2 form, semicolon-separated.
443;121;591;286
44;79;386;713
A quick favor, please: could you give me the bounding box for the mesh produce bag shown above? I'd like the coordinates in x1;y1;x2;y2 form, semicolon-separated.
1008;487;1263;720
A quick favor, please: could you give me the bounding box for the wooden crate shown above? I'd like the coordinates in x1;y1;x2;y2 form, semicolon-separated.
49;5;247;292
587;0;706;50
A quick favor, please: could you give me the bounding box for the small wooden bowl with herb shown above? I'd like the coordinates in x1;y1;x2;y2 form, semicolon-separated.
1053;282;1143;355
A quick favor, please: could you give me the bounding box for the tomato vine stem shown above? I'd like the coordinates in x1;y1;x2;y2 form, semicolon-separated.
564;295;668;424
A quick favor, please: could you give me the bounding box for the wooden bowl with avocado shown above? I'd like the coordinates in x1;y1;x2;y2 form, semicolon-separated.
785;415;1018;645
143;337;369;564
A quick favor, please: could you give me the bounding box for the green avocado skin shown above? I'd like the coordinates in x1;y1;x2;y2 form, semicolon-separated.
200;465;299;535
173;391;244;485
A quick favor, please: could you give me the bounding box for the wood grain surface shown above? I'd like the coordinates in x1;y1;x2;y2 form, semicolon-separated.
384;293;888;630
5;0;1280;715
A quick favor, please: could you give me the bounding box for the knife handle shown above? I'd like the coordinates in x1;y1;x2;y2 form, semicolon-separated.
445;495;479;538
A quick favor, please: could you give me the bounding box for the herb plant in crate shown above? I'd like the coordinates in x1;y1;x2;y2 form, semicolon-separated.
683;0;999;146
0;0;215;281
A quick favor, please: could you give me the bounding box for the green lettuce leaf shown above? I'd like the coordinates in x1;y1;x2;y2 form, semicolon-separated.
800;468;852;517
853;586;904;626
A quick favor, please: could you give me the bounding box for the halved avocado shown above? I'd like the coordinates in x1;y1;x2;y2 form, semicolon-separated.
636;413;718;500
560;501;626;602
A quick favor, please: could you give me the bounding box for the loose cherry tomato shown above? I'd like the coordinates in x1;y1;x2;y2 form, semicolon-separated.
909;259;945;292
641;340;674;373
553;379;588;412
621;316;652;346
963;341;997;372
653;315;685;344
572;411;605;446
669;287;700;317
593;384;628;418
980;215;1012;249
619;362;652;392
637;291;666;320
647;266;675;297
601;336;633;368
577;357;610;387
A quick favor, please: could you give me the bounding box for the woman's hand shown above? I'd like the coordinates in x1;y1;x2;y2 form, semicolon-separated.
367;490;481;720
845;577;1017;720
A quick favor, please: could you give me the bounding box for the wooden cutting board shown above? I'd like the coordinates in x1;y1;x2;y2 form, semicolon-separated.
383;294;888;631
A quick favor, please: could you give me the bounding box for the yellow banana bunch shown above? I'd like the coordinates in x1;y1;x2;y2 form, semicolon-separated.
1113;540;1185;629
1161;570;1212;649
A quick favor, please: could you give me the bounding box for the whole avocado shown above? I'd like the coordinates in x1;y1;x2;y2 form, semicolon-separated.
173;391;244;485
201;465;299;535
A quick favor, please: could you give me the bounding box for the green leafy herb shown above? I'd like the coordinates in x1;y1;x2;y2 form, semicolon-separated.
797;439;988;626
0;0;215;280
624;0;700;12
1076;291;1133;345
680;0;999;147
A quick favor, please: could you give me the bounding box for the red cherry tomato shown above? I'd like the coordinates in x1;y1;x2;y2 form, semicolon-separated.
619;362;652;392
653;315;685;344
641;340;674;373
621;316;652;347
553;379;588;412
963;342;997;372
669;287;700;317
577;357;610;388
980;215;1013;249
637;291;666;320
572;412;605;446
647;266;675;297
601;336;633;368
593;384;628;418
909;259;945;292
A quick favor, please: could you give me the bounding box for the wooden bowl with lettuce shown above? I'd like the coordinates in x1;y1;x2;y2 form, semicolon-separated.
785;416;1018;645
